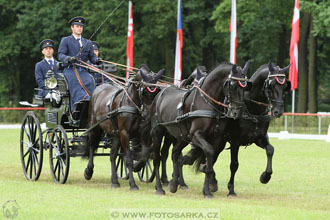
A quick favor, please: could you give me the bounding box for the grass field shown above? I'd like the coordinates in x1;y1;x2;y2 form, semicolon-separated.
0;129;329;220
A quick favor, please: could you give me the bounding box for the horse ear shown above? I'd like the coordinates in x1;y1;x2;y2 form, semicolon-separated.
282;64;291;75
196;67;203;80
153;69;165;82
243;60;250;75
139;68;152;82
268;61;274;73
232;64;237;74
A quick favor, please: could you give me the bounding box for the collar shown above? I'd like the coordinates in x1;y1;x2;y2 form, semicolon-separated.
72;34;82;40
45;58;54;63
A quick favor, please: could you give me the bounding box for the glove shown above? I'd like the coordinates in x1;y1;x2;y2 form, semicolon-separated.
68;56;77;63
96;57;103;65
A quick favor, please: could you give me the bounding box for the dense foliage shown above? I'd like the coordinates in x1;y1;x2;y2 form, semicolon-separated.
0;0;329;113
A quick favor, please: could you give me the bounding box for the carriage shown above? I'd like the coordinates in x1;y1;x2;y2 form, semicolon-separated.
19;64;153;184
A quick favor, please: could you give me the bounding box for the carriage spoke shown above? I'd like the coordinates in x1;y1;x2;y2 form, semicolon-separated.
59;159;65;179
29;154;33;178
25;154;31;173
58;160;61;181
23;126;32;143
120;158;124;177
32;152;37;177
54;160;59;175
145;163;149;180
23;149;30;159
59;156;67;168
32;151;40;167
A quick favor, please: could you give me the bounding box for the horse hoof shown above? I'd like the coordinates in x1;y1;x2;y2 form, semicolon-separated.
204;194;214;199
130;186;139;191
156;189;165;195
84;168;93;180
209;183;218;193
168;181;178;193
179;184;189;190
260;172;272;184
227;192;237;197
112;183;120;188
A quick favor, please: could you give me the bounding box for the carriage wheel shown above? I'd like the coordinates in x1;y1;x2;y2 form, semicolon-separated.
138;159;154;182
20;111;43;181
49;125;70;184
115;150;128;179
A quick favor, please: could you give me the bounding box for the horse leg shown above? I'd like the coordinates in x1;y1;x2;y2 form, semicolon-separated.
208;139;227;193
168;141;186;193
256;136;274;184
192;131;215;198
227;144;239;196
121;131;138;190
160;136;171;186
110;137;121;188
84;128;101;180
178;152;188;189
152;129;165;195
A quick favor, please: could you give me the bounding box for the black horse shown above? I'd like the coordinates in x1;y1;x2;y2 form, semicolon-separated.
184;62;291;196
83;65;164;190
155;66;208;188
149;62;251;197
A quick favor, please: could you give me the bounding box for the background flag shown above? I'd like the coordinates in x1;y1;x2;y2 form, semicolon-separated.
289;0;299;90
174;0;182;85
126;0;134;79
230;0;237;64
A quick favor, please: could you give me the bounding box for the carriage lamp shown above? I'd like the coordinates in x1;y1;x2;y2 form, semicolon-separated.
45;70;58;89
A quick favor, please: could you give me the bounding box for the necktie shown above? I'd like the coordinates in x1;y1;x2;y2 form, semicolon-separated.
77;38;82;47
49;60;54;70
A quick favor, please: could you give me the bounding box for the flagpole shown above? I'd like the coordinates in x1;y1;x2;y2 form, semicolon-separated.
289;0;299;133
230;0;237;64
291;90;295;132
174;0;182;85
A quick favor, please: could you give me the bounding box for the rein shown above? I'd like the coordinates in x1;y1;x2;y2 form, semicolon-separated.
193;85;228;108
123;87;142;113
245;98;269;107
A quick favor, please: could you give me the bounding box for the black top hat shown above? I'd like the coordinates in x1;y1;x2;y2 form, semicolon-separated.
68;16;85;26
40;39;54;51
92;41;100;50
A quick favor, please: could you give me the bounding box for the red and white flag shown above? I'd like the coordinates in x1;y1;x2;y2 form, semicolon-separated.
174;0;183;85
289;0;299;90
229;0;237;64
126;0;134;79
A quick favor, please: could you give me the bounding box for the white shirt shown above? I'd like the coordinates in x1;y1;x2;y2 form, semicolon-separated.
73;35;82;47
45;58;54;65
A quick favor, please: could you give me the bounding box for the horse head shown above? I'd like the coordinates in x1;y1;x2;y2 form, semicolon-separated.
223;60;251;119
264;62;291;117
179;66;208;88
137;65;165;111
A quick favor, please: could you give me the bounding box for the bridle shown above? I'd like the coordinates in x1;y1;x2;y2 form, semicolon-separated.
193;73;248;116
263;72;287;108
223;73;248;112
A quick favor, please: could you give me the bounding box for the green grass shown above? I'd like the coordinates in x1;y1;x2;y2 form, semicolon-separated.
1;129;330;220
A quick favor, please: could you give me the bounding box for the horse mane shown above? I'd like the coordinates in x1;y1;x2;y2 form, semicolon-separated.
249;63;269;82
208;62;234;74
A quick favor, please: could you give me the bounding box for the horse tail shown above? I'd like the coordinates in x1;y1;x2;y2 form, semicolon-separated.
183;146;205;173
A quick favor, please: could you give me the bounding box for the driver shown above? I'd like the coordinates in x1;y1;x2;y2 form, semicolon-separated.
58;16;100;112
